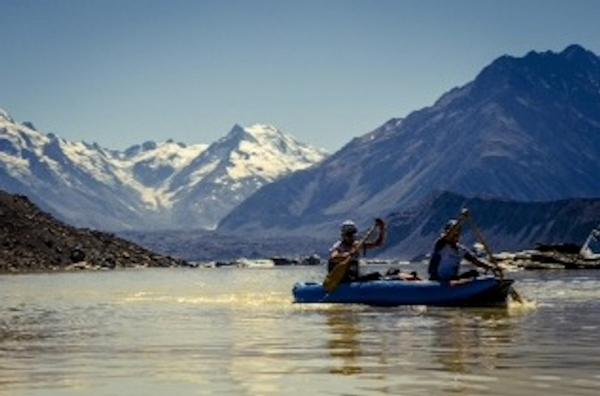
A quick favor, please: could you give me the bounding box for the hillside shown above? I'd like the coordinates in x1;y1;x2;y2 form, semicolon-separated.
381;191;600;259
0;190;187;272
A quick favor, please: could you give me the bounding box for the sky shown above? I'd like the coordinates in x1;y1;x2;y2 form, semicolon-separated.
1;0;600;152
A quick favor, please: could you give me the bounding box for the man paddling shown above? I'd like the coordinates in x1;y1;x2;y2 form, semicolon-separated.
328;219;386;283
428;218;500;282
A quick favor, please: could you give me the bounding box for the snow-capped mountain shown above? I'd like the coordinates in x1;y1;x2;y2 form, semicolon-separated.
1;112;144;229
219;44;600;236
168;124;327;228
0;111;326;230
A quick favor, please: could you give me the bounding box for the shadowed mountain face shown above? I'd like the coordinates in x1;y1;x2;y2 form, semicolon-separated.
116;192;600;262
380;191;600;259
220;45;600;235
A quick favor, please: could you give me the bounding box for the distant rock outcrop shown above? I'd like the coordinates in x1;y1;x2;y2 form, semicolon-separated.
120;192;600;262
380;191;600;259
0;190;187;273
119;228;328;262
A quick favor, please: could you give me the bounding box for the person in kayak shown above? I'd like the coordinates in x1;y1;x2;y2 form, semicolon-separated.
328;219;386;283
428;219;499;282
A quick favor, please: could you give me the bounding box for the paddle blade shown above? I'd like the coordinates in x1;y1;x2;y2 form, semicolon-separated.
509;287;525;304
323;261;349;292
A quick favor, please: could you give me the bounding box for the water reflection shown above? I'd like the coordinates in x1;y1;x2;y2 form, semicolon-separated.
2;269;600;396
324;308;363;375
319;303;526;393
430;308;519;374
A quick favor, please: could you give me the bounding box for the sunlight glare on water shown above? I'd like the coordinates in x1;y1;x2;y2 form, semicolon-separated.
1;266;600;396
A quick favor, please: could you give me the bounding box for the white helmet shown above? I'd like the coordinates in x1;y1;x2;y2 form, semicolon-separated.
341;220;357;235
442;219;461;236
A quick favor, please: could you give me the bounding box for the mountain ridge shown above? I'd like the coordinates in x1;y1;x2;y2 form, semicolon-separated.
117;191;600;262
219;44;600;235
0;111;327;230
380;191;600;259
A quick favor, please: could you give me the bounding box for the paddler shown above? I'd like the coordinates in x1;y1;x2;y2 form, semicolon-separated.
328;219;386;283
428;218;500;282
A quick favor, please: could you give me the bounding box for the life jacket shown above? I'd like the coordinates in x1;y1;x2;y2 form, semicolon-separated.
428;238;469;281
328;240;360;282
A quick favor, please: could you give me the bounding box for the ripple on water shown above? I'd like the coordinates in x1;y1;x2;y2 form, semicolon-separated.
1;268;600;396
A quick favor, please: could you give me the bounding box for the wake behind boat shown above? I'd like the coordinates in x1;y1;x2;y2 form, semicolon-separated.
293;276;514;307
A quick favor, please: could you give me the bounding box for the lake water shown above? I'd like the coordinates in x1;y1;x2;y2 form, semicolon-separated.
1;265;600;396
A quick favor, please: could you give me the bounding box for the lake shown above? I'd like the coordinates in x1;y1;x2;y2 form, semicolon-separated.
1;264;600;395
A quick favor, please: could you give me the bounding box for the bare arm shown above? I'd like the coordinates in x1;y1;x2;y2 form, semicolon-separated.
329;239;360;265
329;249;352;264
364;218;386;250
462;248;499;274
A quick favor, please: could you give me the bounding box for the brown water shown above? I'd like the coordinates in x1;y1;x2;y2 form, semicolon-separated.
1;265;600;395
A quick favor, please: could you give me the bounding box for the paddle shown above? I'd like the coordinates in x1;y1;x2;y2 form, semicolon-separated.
463;210;525;303
323;222;378;293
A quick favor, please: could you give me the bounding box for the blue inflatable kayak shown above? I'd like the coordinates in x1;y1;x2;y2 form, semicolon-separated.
292;277;514;307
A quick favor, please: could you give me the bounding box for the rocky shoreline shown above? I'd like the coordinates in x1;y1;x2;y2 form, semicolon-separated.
0;191;188;273
496;244;600;270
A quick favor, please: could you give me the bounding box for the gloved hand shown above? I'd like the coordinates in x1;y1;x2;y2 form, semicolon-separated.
375;218;385;228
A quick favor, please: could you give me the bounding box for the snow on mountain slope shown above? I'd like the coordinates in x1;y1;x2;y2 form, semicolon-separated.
0;109;326;230
167;124;328;229
114;140;208;209
122;140;208;185
225;124;325;180
0;115;146;229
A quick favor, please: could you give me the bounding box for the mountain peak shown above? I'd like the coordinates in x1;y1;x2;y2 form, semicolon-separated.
229;123;245;133
245;123;280;135
225;124;250;141
141;140;157;151
0;107;323;230
560;44;599;67
220;45;600;236
222;123;287;147
0;108;13;123
227;123;281;137
22;121;37;131
470;43;600;98
562;44;596;58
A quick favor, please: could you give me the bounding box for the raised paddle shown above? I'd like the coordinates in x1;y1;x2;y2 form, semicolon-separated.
463;210;525;303
323;223;378;293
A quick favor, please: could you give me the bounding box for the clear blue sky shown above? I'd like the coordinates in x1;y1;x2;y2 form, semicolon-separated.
1;0;599;151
